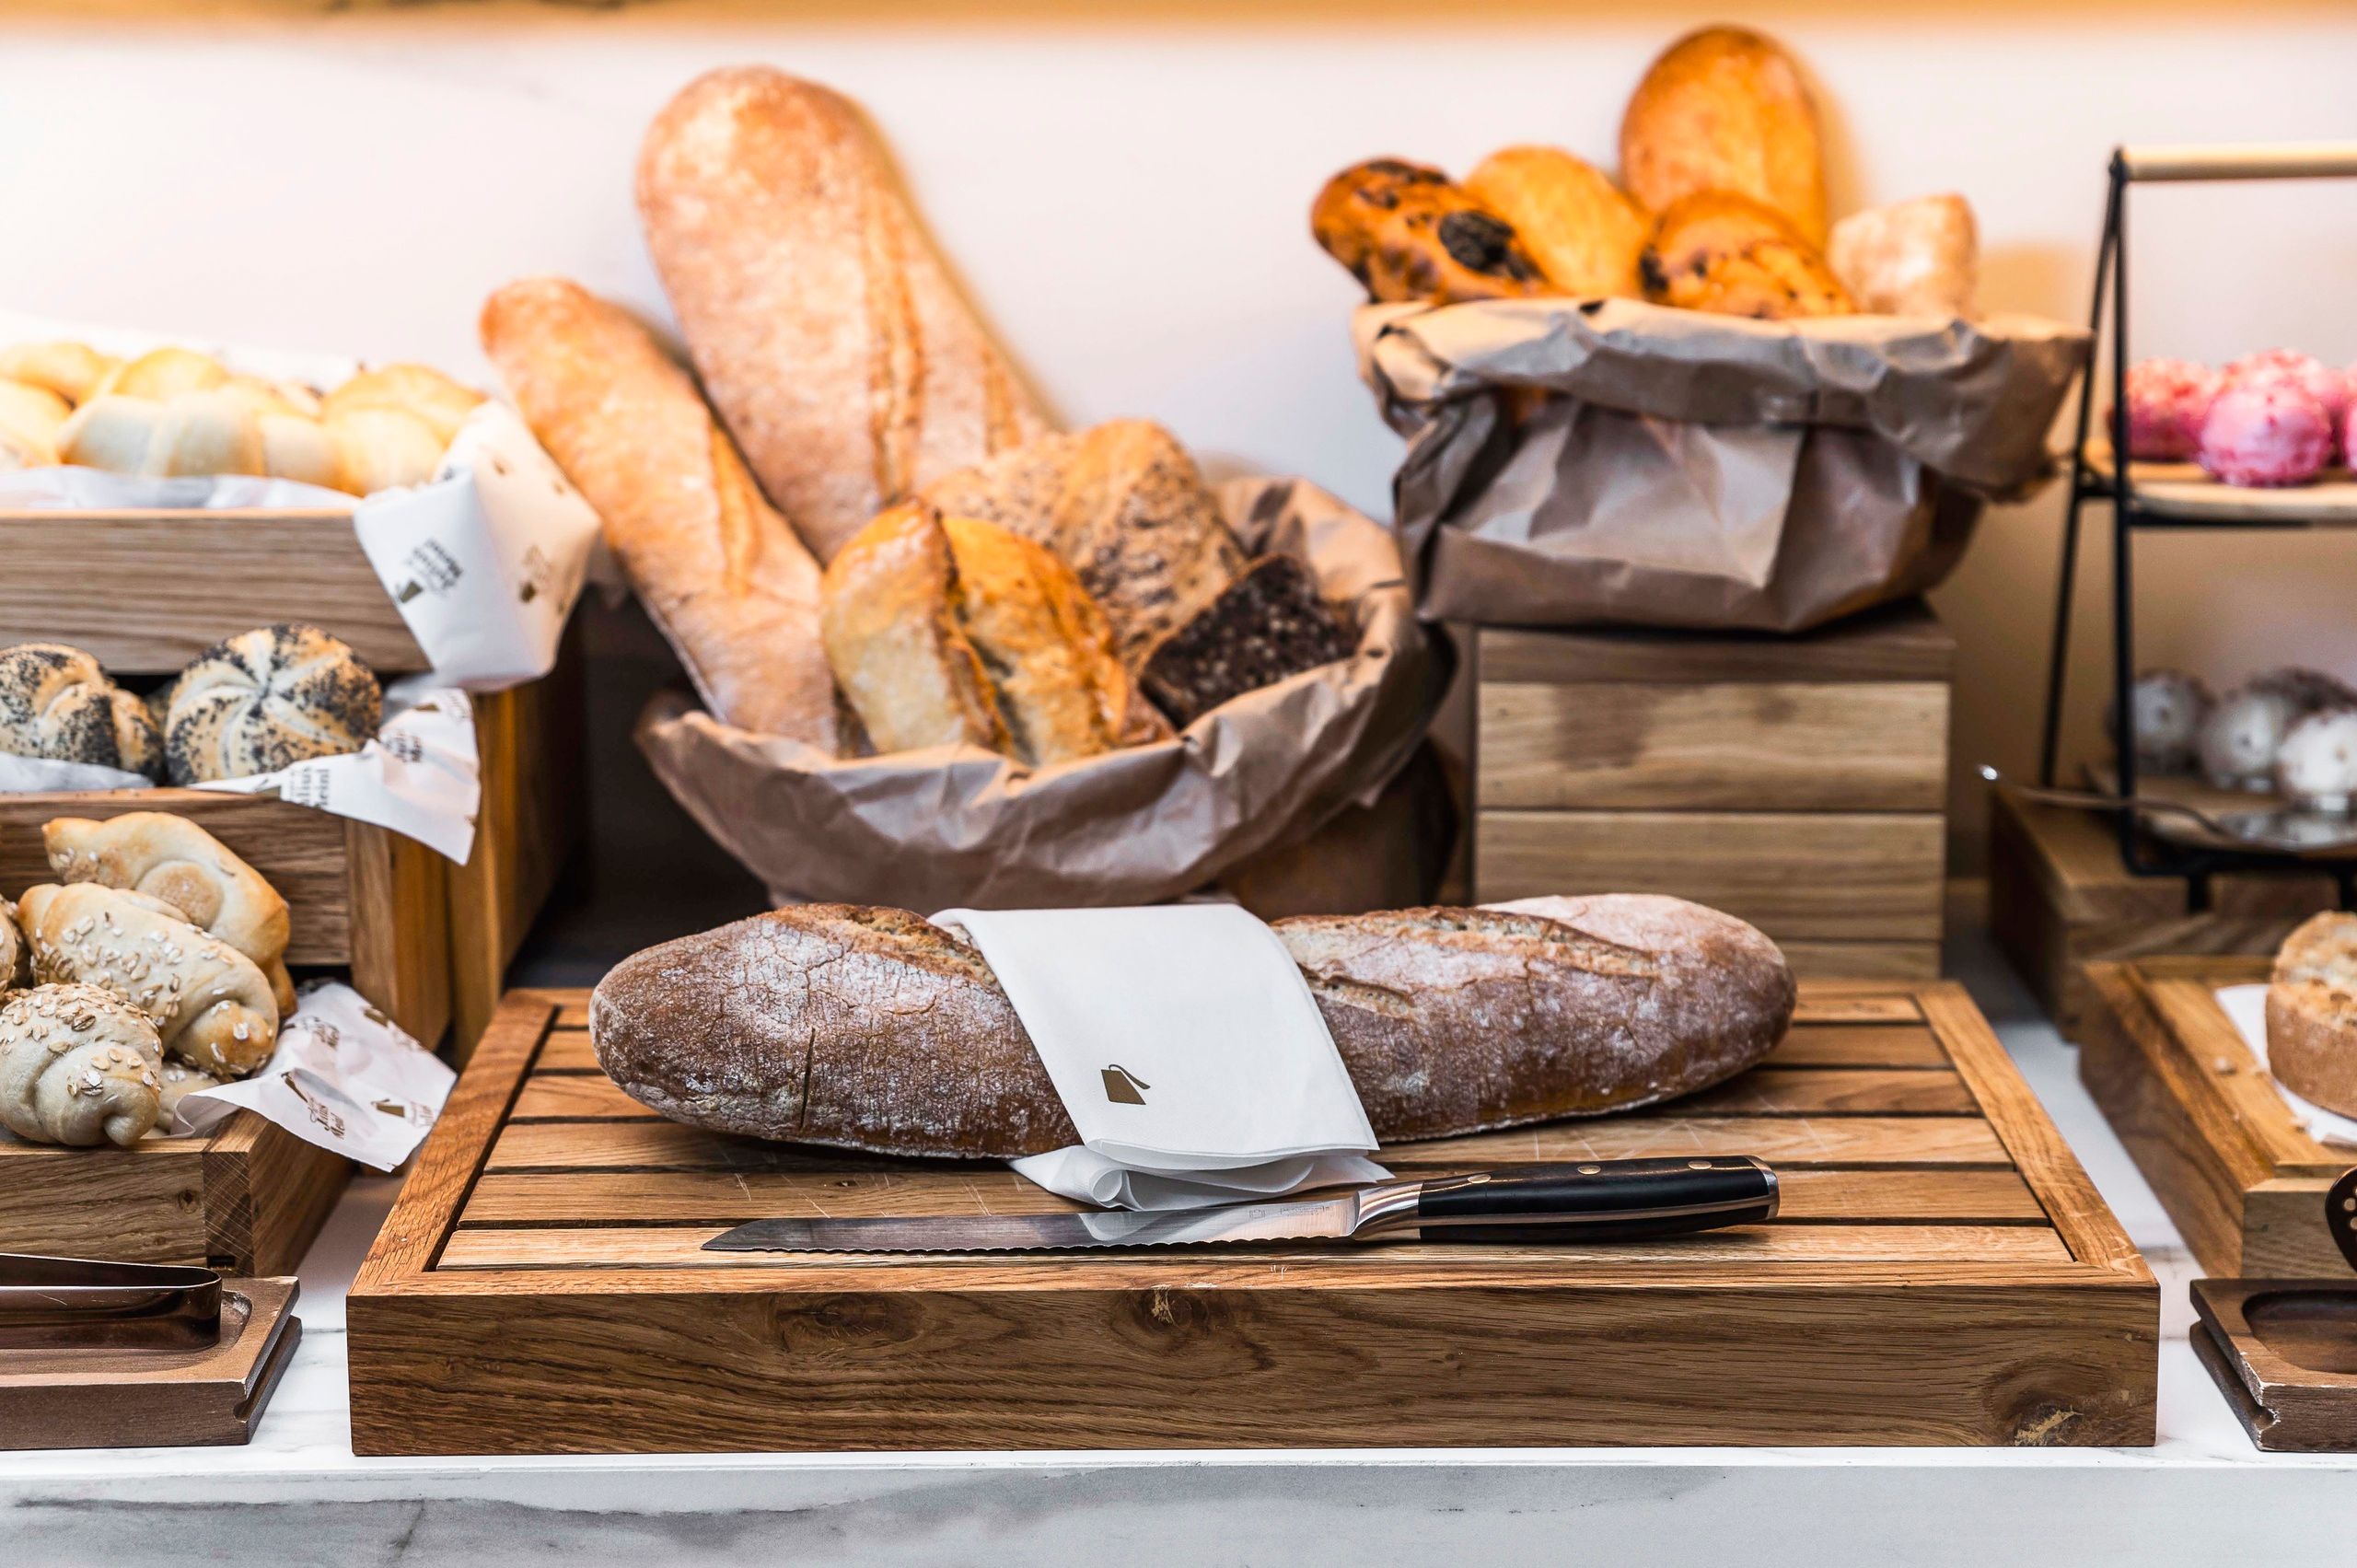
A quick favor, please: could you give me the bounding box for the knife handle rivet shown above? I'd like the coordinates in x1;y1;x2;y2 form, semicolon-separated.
1462;1173;1491;1185
1577;1165;1600;1175
1689;1160;1713;1169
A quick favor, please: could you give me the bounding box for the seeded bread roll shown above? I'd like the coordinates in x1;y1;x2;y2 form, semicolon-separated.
0;643;162;778
638;67;1051;564
161;623;381;784
0;981;164;1147
921;420;1247;668
2266;912;2357;1118
589;895;1794;1156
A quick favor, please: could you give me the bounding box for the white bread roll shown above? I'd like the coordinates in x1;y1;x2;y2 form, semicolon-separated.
60;390;267;479
324;364;482;446
0;378;70;469
0;342;119;406
328;406;444;494
260;413;346;492
105;346;228;402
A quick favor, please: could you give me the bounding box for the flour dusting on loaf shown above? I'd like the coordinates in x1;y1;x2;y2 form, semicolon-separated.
590;895;1794;1157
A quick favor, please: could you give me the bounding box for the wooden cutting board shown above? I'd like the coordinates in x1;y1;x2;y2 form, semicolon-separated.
347;983;2157;1453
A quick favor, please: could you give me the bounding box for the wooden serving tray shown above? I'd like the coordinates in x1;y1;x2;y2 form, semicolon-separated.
0;1275;299;1450
2191;1279;2357;1451
0;1111;345;1274
2083;957;2354;1277
347;982;2157;1453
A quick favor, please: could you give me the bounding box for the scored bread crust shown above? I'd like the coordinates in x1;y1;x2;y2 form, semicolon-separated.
482;276;838;749
2267;912;2357;1118
636;67;1051;566
589;896;1796;1157
1620;26;1829;246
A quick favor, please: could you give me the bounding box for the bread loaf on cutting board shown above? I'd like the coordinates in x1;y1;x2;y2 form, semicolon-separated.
589;895;1794;1157
637;66;1051;565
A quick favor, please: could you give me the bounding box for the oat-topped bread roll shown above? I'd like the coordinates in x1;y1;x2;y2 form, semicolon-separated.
18;882;279;1077
1465;145;1651;299
2267;912;2357;1118
482;276;837;748
0;643;163;777
1312;157;1549;306
161;623;381;784
1620;26;1829;245
0;897;25;990
0;982;164;1147
44;812;296;1016
921;420;1247;668
589;895;1794;1156
638;67;1051;564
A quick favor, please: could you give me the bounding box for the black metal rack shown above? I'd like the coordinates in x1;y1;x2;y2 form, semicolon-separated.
2036;141;2357;905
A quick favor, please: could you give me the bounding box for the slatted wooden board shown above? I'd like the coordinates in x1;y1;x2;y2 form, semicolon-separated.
2083;956;2355;1277
347;982;2156;1453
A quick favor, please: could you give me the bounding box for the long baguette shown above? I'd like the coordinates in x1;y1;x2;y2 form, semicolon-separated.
588;896;1794;1157
481;277;837;749
636;67;1051;565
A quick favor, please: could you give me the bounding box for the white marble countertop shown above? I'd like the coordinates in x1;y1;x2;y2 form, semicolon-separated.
7;916;2355;1566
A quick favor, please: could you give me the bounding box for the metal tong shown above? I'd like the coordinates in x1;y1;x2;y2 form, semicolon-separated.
0;1253;222;1352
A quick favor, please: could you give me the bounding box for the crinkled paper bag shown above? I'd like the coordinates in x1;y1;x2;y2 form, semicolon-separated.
636;476;1444;910
1358;297;2089;632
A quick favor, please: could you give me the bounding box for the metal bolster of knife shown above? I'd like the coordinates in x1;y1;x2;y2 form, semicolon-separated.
1371;1156;1781;1245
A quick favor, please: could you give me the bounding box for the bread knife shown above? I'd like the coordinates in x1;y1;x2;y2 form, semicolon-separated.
702;1156;1778;1253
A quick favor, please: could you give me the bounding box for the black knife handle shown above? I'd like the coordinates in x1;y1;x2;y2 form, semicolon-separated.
1410;1156;1778;1244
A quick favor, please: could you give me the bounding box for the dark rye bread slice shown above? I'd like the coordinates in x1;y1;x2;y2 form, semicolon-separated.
1139;554;1354;728
588;895;1795;1157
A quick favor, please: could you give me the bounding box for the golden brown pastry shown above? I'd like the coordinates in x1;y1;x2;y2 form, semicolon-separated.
1620;27;1829;245
820;501;1009;757
326;406;444;494
1827;194;1980;319
1640;192;1853;319
482;276;838;748
0;342;120;406
637;67;1051;565
0;378;70;469
940;517;1127;766
1465;146;1651;298
1312;158;1549;306
102;346;230;403
323;364;483;447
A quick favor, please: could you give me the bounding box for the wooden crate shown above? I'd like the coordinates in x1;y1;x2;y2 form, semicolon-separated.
1471;602;1953;980
0;505;584;1058
347;981;2156;1454
1989;786;2336;1041
2082;956;2354;1278
0;1111;343;1274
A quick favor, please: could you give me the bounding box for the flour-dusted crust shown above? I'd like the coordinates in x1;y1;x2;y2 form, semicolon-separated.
590;894;1796;1156
2267;911;2357;1117
637;67;1051;566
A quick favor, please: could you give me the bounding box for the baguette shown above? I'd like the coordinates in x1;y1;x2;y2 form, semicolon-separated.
589;895;1794;1156
637;67;1051;565
482;277;837;748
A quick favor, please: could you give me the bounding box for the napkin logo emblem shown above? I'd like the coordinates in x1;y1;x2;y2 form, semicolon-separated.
1100;1064;1150;1106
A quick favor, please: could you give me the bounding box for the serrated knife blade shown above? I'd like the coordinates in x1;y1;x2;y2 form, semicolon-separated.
702;1156;1778;1254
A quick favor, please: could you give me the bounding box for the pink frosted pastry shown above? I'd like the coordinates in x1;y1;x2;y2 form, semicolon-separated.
2225;349;2351;431
2198;382;2333;486
2119;357;2219;460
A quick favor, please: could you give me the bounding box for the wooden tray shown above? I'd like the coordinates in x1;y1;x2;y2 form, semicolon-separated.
0;1276;299;1450
2082;957;2355;1276
2085;447;2357;525
347;982;2157;1453
1988;786;2335;1041
0;1110;345;1274
2190;1279;2357;1451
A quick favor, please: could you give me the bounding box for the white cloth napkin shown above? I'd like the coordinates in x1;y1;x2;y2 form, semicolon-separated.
935;904;1386;1210
168;980;455;1170
2214;982;2357;1147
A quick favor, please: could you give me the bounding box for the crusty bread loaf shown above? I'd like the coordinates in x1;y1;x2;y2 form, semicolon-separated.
1465;146;1651;299
1640;192;1852;320
940;516;1128;766
921;420;1246;668
483;276;838;749
1312;157;1549;306
637;67;1051;565
2266;912;2357;1117
589;895;1794;1156
820;501;1009;756
1827;193;1980;319
1620;26;1828;245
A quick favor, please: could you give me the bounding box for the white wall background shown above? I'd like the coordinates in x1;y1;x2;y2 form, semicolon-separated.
3;5;2353;862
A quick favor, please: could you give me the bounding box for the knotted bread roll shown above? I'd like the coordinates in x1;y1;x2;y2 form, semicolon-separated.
18;882;279;1076
0;642;163;777
0;981;165;1147
160;623;381;784
43;812;296;1016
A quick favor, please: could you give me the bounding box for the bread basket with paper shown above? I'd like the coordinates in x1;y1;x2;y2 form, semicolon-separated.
1318;25;2089;633
486;67;1443;913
